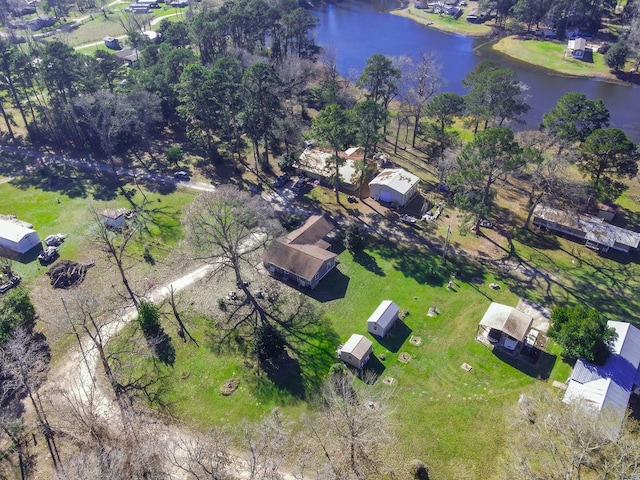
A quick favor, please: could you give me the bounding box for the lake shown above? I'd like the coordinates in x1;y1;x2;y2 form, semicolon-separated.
311;0;640;141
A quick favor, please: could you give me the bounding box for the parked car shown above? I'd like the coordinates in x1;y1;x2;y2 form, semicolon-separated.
274;174;290;188
401;214;418;225
44;233;65;247
291;177;307;194
174;171;190;180
479;219;493;228
0;275;21;294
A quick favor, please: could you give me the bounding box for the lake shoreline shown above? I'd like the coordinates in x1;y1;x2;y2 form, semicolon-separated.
391;7;638;86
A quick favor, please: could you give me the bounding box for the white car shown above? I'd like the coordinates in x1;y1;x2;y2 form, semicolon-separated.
44;234;65;246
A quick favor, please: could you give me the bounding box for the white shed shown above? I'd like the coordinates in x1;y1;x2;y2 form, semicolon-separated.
0;217;41;254
369;168;420;206
367;300;399;338
339;334;373;369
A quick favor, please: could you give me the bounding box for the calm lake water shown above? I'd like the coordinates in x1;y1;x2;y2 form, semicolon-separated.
311;0;640;141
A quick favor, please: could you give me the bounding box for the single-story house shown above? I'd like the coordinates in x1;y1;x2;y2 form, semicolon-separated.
104;36;121;50
101;209;127;230
295;147;365;193
339;334;373;369
563;321;640;438
0;217;41;254
477;302;535;354
533;205;640;253
114;48;140;67
567;37;587;58
262;215;337;289
367;300;399;338
369;168;420;207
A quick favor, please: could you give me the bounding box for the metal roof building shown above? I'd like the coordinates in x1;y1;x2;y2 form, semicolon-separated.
564;321;640;438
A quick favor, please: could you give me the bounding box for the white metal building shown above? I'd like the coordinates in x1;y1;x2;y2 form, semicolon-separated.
0;217;41;254
367;300;399;338
369;168;420;206
563;321;640;438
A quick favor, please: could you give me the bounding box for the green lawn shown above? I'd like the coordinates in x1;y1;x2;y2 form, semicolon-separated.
492;36;615;79
60;5;185;48
0;173;195;282
137;233;570;479
391;8;493;37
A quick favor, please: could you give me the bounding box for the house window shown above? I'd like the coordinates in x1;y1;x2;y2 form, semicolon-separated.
373;325;377;331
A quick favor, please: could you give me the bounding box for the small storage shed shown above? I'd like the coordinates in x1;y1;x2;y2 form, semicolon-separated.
101;209;126;230
0;217;41;254
369;168;420;207
339;334;373;369
367;300;399;338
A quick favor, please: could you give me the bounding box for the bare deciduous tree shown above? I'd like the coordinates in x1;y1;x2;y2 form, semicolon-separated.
242;409;290;480
0;328;60;472
90;207;141;307
514;131;583;228
503;392;640;480
167;428;233;480
306;371;395;480
397;52;442;148
183;186;283;339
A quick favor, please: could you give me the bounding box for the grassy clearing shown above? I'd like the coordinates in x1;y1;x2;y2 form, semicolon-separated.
0;172;195;282
391;7;492;37
492;36;615;79
60;6;185;47
133;230;571;479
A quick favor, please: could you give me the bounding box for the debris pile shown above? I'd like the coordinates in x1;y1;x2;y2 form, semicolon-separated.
46;260;91;289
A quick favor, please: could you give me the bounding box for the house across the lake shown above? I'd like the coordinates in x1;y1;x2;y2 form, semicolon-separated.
563;321;640;438
566;37;587;58
262;215;337;289
533;205;640;253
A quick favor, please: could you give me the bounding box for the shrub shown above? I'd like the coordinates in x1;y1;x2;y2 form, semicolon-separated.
344;222;365;254
138;300;161;337
278;151;298;171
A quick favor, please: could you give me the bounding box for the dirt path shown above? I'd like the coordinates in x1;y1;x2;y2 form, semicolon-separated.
45;232;304;479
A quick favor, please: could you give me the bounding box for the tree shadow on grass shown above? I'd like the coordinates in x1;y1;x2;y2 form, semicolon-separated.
372;236;446;286
286;267;349;303
360;355;385;383
258;351;306;399
11;162;124;200
353;250;385;277
513;227;562;251
492;347;556;380
375;319;412;353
